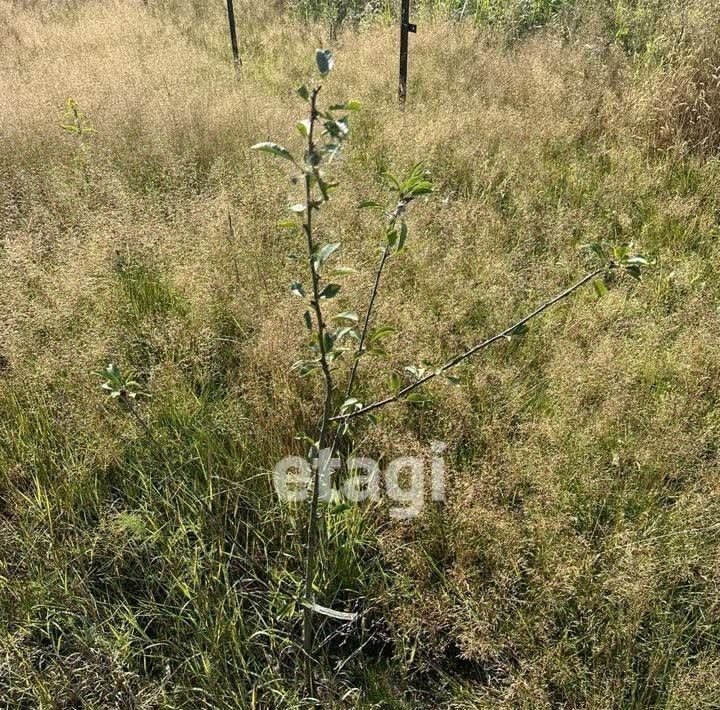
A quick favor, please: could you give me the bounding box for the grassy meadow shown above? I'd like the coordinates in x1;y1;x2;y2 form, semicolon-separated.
2;0;720;706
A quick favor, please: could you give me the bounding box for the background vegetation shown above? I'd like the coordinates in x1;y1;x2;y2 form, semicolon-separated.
1;0;720;706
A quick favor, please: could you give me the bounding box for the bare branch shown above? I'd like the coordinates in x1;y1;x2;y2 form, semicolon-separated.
331;266;608;422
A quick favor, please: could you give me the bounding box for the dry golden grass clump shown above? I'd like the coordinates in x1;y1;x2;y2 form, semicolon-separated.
1;0;720;707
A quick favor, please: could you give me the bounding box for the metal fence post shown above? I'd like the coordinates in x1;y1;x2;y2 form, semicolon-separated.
226;0;242;70
399;0;416;104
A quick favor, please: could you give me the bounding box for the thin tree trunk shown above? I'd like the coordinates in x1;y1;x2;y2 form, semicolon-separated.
301;86;335;697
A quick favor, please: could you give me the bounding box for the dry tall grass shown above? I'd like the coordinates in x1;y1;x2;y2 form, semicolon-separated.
2;0;720;707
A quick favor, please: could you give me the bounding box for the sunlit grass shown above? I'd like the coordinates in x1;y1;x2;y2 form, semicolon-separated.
1;0;720;706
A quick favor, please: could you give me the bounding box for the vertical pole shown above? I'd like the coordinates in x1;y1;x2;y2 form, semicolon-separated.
399;0;410;103
226;0;241;69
